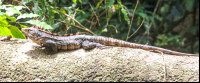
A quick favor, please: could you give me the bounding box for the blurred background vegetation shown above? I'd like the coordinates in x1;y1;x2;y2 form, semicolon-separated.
0;0;199;54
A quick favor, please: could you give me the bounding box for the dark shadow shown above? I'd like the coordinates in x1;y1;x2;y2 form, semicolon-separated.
24;46;87;59
24;45;113;59
24;47;57;59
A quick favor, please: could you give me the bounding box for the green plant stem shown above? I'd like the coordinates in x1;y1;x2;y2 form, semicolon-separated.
14;0;33;13
128;18;145;39
126;0;139;41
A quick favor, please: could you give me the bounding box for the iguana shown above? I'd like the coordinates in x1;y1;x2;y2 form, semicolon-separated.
21;28;199;56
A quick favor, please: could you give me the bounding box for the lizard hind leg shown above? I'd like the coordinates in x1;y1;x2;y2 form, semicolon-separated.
82;40;111;50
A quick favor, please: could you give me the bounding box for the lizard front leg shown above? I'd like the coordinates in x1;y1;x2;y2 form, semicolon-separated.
82;40;110;50
44;39;58;52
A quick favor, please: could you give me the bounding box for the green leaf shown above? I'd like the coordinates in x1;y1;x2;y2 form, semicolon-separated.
0;15;9;27
107;8;112;22
49;0;53;3
118;9;121;22
0;16;12;36
32;1;43;15
17;13;39;20
10;25;26;39
167;35;181;41
155;34;168;46
38;0;46;14
102;28;108;32
114;4;122;10
184;0;195;12
3;14;17;21
117;0;129;24
117;0;122;8
6;6;22;16
25;20;53;29
106;0;115;8
58;11;71;27
58;11;66;19
70;13;75;25
73;8;85;14
48;6;55;26
14;6;25;11
138;12;149;22
96;0;103;9
0;0;2;6
137;17;141;26
160;4;169;14
79;0;82;4
61;0;66;3
2;5;25;16
121;7;130;24
23;0;33;4
144;22;150;32
19;24;28;28
73;0;77;4
0;12;4;16
146;11;163;21
0;27;12;36
154;14;163;21
138;12;148;19
150;16;157;29
52;22;62;29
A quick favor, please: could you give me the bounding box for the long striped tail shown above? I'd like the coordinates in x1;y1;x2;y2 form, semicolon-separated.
126;43;198;56
94;36;199;56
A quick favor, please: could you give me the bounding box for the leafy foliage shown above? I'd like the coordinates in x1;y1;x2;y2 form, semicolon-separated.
0;1;55;38
25;20;53;29
17;13;39;20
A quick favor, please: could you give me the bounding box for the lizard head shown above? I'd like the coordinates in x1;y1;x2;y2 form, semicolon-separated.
21;28;38;39
22;27;43;45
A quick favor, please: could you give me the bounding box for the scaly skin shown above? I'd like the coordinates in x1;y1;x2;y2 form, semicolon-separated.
22;28;199;56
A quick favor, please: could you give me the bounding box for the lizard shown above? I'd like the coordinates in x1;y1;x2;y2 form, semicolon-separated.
21;27;199;56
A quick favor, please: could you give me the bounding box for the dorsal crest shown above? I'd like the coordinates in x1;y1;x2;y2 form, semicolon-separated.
37;29;85;36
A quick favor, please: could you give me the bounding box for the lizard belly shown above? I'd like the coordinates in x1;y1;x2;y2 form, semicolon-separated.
58;40;81;50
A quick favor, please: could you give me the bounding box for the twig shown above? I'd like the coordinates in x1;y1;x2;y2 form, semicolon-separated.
126;0;139;41
61;13;95;35
14;0;33;13
107;25;118;33
89;3;100;28
99;9;109;18
128;18;145;39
